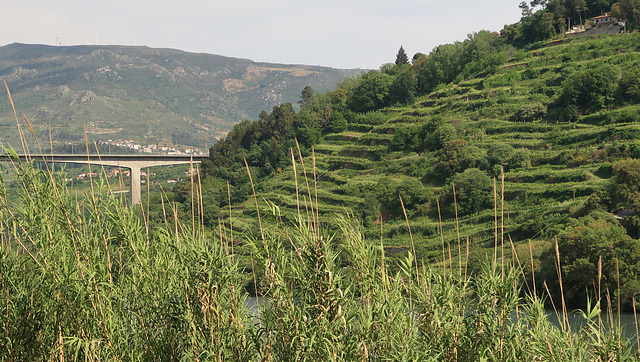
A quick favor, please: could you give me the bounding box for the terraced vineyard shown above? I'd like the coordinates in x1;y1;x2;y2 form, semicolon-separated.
216;33;640;273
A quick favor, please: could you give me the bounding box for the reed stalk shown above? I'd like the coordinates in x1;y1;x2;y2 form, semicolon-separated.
501;167;505;280
437;199;446;278
452;182;462;277
399;195;419;283
244;157;263;240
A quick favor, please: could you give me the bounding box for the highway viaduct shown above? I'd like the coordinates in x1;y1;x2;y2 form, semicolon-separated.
0;154;209;205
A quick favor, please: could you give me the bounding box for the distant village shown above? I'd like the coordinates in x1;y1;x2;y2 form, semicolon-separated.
97;139;207;155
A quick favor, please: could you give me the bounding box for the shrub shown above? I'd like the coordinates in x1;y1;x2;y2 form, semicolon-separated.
356;110;389;125
450;168;493;215
512;102;547;122
540;211;640;309
553;65;618;120
487;142;515;167
431;123;457;150
325;112;348;133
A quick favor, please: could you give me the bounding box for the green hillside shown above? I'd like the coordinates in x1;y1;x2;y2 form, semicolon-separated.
0;43;361;149
168;31;640;309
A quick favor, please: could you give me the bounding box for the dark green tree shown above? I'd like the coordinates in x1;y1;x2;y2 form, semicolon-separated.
374;176;432;216
519;1;534;18
610;156;640;243
450;168;493;215
541;211;640;309
553;65;618;120
388;64;417;105
435;139;469;177
460;31;502;72
346;71;393;113
530;0;550;9
204;102;301;183
612;158;640;208
508;149;531;170
390;126;421;152
199;177;226;227
431;123;457;150
361;191;381;227
324;112;348;133
412;52;427;64
499;24;522;45
617;68;640;103
539;11;557;38
487;143;515;167
415;42;464;93
395;46;409;66
436;140;489;178
612;0;640;30
299;86;314;108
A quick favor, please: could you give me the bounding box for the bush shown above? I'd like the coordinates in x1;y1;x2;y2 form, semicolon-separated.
450;168;493;215
553;65;618;120
617;67;640;103
540;211;640;309
487;142;515;167
325;112;348;133
512;102;547;122
356;110;389;125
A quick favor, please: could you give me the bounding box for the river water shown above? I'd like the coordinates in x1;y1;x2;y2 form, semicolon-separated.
545;308;640;341
246;297;640;342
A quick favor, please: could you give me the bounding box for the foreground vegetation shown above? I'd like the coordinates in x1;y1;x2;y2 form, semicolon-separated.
1;157;639;360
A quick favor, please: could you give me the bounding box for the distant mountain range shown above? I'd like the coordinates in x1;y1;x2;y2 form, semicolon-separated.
0;43;361;150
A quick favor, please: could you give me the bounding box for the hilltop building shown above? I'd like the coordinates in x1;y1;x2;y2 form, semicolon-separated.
591;14;616;25
566;14;625;37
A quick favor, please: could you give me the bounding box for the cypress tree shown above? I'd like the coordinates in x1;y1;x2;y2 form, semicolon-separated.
395;46;409;65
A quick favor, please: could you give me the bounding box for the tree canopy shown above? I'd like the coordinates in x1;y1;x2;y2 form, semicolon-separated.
542;211;640;309
553;65;617;120
450;168;493;215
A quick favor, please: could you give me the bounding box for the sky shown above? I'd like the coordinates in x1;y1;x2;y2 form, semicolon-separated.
2;0;523;70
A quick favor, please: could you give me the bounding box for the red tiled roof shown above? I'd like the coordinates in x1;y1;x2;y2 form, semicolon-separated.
591;14;612;20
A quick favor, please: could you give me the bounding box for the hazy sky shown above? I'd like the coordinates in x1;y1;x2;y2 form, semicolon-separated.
3;0;522;69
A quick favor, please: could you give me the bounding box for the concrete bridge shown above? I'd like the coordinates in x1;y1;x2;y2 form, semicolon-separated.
0;154;209;205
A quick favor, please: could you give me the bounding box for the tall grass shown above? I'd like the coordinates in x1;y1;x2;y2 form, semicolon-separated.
0;147;252;360
0;146;637;360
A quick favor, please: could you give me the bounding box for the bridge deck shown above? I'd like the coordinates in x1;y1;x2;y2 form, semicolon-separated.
0;154;208;167
0;153;210;205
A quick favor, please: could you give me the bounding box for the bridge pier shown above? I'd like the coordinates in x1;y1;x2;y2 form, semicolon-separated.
130;166;142;206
